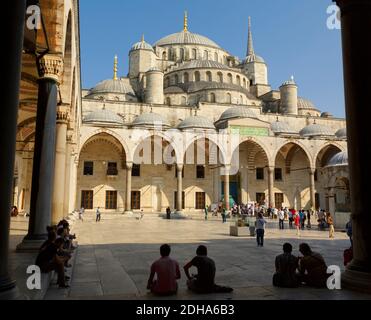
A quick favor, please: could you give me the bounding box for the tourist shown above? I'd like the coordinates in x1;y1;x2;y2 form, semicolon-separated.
255;213;267;247
346;218;353;247
79;207;84;222
35;238;70;288
221;207;227;223
96;207;101;222
344;246;353;267
298;243;329;288
10;206;18;217
327;212;335;238
299;210;306;230
166;207;171;220
273;243;299;288
184;245;233;294
294;212;301;236
306;210;312;229
40;227;57;252
278;208;285;230
288;210;293;229
147;244;181;296
204;205;208;221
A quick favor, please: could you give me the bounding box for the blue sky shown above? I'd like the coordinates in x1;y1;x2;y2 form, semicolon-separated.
80;0;345;118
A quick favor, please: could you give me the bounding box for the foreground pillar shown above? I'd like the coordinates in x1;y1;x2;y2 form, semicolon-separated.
0;0;26;297
18;54;63;251
240;166;248;204
309;167;316;211
124;162;133;214
267;166;275;208
335;0;371;293
224;165;230;211
52;106;69;224
176;164;183;213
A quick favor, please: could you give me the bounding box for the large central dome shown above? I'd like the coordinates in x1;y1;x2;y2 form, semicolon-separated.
154;30;221;49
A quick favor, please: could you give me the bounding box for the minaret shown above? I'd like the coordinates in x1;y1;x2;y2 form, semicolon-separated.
184;11;188;32
247;16;254;56
113;55;118;80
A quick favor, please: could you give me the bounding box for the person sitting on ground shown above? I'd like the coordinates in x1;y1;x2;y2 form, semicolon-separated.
184;245;233;294
273;243;299;288
40;227;57;252
35;238;70;288
297;243;329;288
147;244;181;296
11;206;18;217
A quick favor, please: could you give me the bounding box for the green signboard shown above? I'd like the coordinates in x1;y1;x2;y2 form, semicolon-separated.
230;126;269;137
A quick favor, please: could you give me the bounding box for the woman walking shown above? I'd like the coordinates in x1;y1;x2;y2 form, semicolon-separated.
294;212;301;236
327;212;335;238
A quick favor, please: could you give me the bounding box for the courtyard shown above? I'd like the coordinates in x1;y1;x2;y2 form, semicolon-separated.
8;214;371;300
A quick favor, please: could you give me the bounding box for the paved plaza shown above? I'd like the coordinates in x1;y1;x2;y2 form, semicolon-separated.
8;214;371;300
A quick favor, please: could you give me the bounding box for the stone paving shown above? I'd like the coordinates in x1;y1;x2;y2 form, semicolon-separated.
8;214;371;300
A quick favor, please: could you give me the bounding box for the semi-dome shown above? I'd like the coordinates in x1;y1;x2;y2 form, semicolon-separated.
219;107;258;122
335;128;347;139
83;109;124;126
154;30;221;49
300;123;335;138
132;112;170;128
88;79;135;96
178;116;216;131
244;54;265;64
326;151;348;167
271;121;297;135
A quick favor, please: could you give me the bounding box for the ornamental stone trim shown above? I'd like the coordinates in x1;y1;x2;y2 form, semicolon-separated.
38;54;64;83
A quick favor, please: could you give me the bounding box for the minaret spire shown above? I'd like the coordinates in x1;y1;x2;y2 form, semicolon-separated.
247;16;255;56
113;55;118;80
184;11;188;32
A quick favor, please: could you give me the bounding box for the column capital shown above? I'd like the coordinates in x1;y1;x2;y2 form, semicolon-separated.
126;162;133;170
308;167;316;175
56;105;69;124
38;54;64;83
267;166;275;173
176;163;184;171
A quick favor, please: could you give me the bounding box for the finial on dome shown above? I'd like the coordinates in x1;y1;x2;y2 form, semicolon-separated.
113;55;118;80
141;34;145;43
184;11;188;32
291;75;295;82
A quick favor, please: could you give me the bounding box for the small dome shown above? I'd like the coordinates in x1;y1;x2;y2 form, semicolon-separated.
298;97;318;111
132;112;170;128
131;40;154;52
321;112;333;118
154;31;221;48
88;79;135;96
244;54;265;64
335;128;347;139
83;109;124;126
300;123;335;138
219;107;258;122
271;121;297;135
178;116;216;131
326;151;348;167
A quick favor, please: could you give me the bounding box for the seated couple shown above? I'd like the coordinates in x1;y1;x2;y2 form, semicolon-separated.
273;243;330;289
147;244;233;296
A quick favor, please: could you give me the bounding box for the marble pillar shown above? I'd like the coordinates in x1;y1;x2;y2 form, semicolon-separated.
176;164;183;213
125;162;133;214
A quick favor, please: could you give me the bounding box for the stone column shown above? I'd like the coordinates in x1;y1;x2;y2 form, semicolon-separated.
63;132;73;217
328;188;336;215
18;54;64;251
224;165;230;211
124;162;133;214
213;167;220;204
51;106;69;225
309;168;316;210
0;0;26;297
176;164;183;213
267;166;275;208
240;166;248;204
335;0;371;293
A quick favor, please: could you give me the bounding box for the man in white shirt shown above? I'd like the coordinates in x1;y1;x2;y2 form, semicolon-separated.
278;209;285;230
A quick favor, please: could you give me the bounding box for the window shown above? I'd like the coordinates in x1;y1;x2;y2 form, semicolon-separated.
239;95;243;105
226;93;232;104
195;71;201;82
214;52;218;62
131;191;141;210
174;74;179;84
256;168;264;180
204;50;209;60
81;191;93;209
162;51;167;60
174;191;185;209
243;78;247;88
184;72;189;83
275;193;284;209
218;72;223;83
210;93;216;103
181;96;187;105
132;164;141;177
83;161;94;176
107;162;118;176
165;77;170;87
195;192;206;210
196;165;205;179
206;71;212;82
180;48;185;60
192;49;197;59
166;97;171;106
275;168;283;181
256;193;266;206
236;75;241;86
227;73;233;84
105;191;117;209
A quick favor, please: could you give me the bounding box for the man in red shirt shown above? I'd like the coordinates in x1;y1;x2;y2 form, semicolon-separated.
147;244;181;296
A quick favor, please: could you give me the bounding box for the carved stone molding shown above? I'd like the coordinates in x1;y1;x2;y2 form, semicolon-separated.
56;105;69;124
38;54;64;83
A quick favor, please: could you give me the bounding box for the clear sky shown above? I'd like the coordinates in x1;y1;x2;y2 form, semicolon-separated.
80;0;345;118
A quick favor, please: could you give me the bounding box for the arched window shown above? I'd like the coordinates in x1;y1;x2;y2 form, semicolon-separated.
204;50;209;60
210;93;216;103
240;95;243;105
192;48;197;59
227;73;233;84
206;71;212;82
243;78;246;88
166;97;171;106
181;96;187;105
214;52;218;62
195;71;201;82
184;72;189;83
218;72;223;83
236;75;241;86
162;51;167;60
180;48;185;61
174;74;179;84
226;93;232;104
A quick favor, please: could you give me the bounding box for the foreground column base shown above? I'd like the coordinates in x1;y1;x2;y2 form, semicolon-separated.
342;260;371;294
0;281;21;300
16;239;45;253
